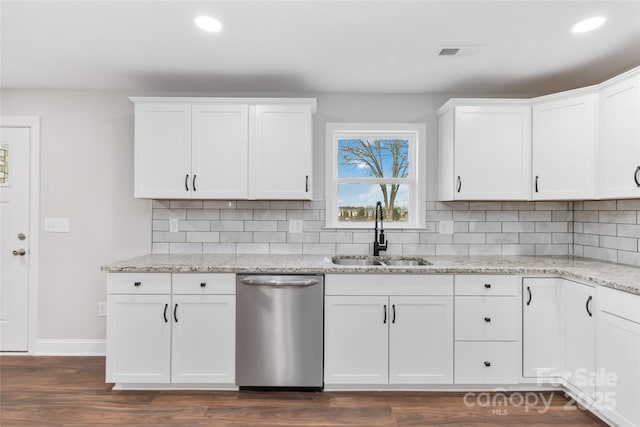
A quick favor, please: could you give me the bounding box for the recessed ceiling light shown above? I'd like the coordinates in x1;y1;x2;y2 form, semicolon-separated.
572;16;606;33
195;15;222;32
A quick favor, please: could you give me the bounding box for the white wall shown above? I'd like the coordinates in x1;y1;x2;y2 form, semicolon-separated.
1;89;151;343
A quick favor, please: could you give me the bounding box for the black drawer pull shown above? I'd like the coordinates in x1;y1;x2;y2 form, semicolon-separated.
634;166;640;187
200;282;207;287
484;317;491;322
134;282;141;287
526;286;532;305
383;305;387;324
174;304;178;322
484;284;491;289
586;295;593;317
484;361;491;367
163;304;168;323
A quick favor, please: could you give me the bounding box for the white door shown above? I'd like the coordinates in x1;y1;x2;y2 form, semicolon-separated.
532;94;596;200
171;294;235;384
192;104;249;199
454;106;531;200
252;104;312;199
0;127;30;351
597;72;640;199
324;295;389;384
105;294;171;383
134;102;192;199
561;280;595;397
522;278;562;378
389;296;453;384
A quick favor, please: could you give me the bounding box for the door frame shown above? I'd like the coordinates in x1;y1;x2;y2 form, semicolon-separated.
0;116;40;354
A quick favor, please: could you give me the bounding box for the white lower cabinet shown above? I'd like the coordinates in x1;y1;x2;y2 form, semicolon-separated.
324;275;454;386
106;273;236;386
560;280;595;398
522;277;562;378
455;342;519;384
596;286;640;427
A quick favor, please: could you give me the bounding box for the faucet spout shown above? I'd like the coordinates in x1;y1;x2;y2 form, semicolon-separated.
373;201;388;256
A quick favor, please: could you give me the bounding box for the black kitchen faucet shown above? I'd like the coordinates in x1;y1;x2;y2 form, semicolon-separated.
373;201;388;256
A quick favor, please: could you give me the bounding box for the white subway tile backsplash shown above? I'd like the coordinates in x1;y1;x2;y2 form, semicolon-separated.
149;198;639;267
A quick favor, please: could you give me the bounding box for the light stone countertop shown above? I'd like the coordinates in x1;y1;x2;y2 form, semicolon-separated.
102;254;640;296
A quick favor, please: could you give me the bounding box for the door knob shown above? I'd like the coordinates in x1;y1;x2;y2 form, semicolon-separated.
12;249;26;256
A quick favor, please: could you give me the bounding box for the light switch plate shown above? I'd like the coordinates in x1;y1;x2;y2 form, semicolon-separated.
289;220;303;234
169;218;179;233
44;217;70;233
439;220;454;235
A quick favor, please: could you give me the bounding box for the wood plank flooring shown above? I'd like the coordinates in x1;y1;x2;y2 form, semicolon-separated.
0;356;606;426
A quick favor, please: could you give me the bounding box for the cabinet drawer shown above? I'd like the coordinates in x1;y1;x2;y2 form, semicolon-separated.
172;273;236;295
455;275;519;296
455;341;518;384
325;274;453;296
455;296;520;341
107;273;171;294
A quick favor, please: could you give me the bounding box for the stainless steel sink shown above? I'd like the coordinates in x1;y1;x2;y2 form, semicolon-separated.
332;257;384;266
331;256;431;267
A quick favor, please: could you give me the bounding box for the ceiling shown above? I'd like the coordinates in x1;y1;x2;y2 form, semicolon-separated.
1;1;639;95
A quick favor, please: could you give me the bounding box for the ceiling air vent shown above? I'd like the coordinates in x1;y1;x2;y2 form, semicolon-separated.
438;46;482;56
439;48;460;56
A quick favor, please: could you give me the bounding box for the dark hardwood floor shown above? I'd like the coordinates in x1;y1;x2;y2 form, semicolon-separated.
0;356;606;426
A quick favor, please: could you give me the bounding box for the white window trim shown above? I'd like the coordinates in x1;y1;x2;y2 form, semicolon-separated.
325;122;426;229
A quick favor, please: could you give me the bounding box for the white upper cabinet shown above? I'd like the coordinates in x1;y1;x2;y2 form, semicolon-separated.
597;69;640;199
191;104;249;199
438;102;531;201
252;104;313;199
134;102;192;199
132;97;316;200
532;90;597;200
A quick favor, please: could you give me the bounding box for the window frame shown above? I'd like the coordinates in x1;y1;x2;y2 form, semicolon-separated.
325;122;426;229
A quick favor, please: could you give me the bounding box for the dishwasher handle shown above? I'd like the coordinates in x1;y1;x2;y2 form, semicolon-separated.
239;277;321;288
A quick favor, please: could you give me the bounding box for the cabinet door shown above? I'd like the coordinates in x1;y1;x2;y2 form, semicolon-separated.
106;294;171;383
134;102;191;198
522;278;562;378
324;296;388;384
532;94;596;200
171;295;235;384
389;296;453;384
192;104;249;199
597;311;640;427
454;106;531;200
561;280;595;397
252;104;312;199
597;72;640;199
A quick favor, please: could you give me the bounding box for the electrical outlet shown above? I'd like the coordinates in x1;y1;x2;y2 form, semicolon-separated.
98;302;106;317
288;219;303;234
439;220;454;234
169;218;179;233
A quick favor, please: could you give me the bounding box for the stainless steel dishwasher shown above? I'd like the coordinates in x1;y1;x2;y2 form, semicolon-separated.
236;274;324;390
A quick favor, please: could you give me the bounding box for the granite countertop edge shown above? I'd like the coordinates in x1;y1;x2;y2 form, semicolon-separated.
101;254;640;296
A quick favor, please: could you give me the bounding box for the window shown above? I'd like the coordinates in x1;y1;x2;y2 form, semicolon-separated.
325;123;426;229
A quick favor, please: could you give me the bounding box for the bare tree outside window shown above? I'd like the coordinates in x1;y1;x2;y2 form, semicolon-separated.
339;139;408;220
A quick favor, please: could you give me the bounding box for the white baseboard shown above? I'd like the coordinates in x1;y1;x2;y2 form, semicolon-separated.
35;339;106;356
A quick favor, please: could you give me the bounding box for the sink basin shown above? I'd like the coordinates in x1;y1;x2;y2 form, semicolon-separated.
332;257;384;266
331;256;431;267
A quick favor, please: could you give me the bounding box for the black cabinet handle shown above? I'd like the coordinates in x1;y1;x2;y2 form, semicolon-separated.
192;175;197;192
635;166;640;187
163;304;168;323
392;305;396;324
457;176;462;193
174;303;178;322
484;361;491;367
185;174;190;191
535;175;539;193
305;175;309;192
134;282;141;287
484;283;491;289
200;282;207;287
383;304;387;324
526;286;532;306
484;317;491;322
586;295;593;317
